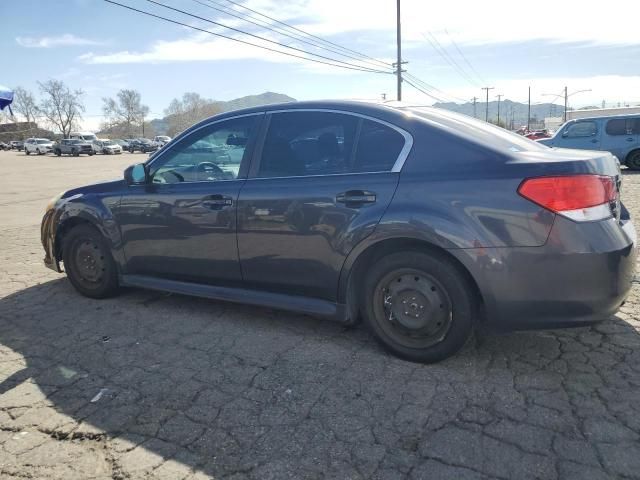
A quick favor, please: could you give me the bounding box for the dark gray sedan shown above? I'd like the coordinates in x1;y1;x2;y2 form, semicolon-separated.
41;100;636;362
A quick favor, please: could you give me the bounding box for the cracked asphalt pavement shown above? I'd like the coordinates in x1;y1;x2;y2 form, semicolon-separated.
1;150;640;479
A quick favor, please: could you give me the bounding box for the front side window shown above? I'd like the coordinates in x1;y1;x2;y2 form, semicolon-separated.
150;116;258;184
564;121;597;138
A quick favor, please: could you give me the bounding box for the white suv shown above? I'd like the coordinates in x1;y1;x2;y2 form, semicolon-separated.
152;135;171;148
24;138;54;155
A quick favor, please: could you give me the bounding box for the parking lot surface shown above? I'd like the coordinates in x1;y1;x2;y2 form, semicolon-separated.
1;149;640;479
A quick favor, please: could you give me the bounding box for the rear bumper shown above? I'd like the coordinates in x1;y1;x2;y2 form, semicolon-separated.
451;217;637;331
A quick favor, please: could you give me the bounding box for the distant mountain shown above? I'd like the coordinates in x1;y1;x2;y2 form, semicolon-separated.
149;92;296;135
434;99;564;128
215;92;296;112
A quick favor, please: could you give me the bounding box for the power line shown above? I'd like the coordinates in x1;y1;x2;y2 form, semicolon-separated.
404;73;467;103
192;0;392;71
403;77;448;102
220;0;391;68
144;0;391;74
444;29;485;85
423;32;480;88
103;0;391;74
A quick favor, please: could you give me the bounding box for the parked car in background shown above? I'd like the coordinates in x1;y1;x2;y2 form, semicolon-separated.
53;139;94;156
0;141;10;151
127;138;157;153
92;139;122;155
525;129;551;140
10;140;24;151
70;131;98;143
40;100;636;363
112;139;130;151
152;135;171;148
24;138;54;155
538;114;640;169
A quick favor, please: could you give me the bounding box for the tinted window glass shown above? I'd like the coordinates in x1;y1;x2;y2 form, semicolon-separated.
150;116;257;184
606;119;627;135
564;121;597;137
258;112;358;178
354;120;405;172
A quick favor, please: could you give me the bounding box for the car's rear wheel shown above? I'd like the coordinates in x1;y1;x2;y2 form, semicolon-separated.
62;224;119;298
55;149;61;156
25;149;30;155
626;150;640;170
361;251;475;363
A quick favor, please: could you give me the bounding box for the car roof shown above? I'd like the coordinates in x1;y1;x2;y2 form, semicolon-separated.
566;113;640;122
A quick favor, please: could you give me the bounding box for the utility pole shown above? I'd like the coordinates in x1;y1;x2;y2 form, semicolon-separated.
396;0;402;101
481;87;494;122
563;85;568;123
381;93;387;101
527;86;531;131
472;96;478;118
496;94;503;125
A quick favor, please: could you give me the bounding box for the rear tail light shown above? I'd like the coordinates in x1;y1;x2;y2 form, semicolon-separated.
518;175;617;222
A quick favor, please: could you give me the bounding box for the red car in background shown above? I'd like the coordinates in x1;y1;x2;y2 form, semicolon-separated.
525;129;552;140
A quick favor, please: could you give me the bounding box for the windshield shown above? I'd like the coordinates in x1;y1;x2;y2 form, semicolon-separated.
36;139;50;144
102;140;114;146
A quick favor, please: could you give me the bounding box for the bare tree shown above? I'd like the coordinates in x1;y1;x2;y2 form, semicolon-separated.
38;80;85;138
164;92;220;137
102;89;149;138
12;87;39;125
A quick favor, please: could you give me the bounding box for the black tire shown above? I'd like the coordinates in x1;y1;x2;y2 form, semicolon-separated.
73;149;79;157
89;151;94;156
62;224;119;299
626;150;640;170
361;251;475;363
55;149;61;156
25;149;30;156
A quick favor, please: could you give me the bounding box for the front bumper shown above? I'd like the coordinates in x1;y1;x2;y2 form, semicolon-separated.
41;209;62;272
452;216;637;331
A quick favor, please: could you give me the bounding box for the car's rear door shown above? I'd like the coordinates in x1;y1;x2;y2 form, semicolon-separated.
116;113;263;286
236;110;411;301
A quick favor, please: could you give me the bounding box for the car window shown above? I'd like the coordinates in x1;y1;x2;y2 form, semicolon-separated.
564;121;597;138
353;119;405;172
257;111;358;178
150;116;258;184
606;118;639;135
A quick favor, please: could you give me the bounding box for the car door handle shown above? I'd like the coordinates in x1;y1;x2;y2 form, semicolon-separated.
202;195;233;209
336;190;377;205
627;138;634;142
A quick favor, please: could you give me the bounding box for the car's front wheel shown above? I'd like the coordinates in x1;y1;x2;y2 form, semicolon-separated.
362;251;475;363
25;149;30;155
62;224;119;298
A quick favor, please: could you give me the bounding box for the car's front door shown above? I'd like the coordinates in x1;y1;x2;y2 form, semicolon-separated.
116;113;263;286
237;110;411;301
554;120;601;151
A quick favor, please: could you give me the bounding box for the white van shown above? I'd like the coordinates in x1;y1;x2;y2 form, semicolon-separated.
69;131;98;142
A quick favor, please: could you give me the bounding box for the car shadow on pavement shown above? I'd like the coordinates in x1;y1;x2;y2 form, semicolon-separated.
1;278;640;479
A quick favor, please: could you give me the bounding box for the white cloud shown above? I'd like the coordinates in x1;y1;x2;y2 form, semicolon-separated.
16;34;104;48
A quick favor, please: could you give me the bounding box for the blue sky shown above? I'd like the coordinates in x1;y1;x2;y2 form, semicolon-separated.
2;0;640;131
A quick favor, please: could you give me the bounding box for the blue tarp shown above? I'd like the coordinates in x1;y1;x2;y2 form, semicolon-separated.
0;85;14;112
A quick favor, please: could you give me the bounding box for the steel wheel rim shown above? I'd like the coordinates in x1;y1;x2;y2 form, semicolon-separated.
373;268;453;349
73;238;106;285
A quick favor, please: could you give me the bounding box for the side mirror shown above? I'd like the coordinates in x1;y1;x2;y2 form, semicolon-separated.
124;163;148;185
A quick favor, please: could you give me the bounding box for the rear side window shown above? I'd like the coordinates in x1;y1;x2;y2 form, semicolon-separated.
353;120;405;172
564;121;597;138
605;118;638;135
258;111;358;178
